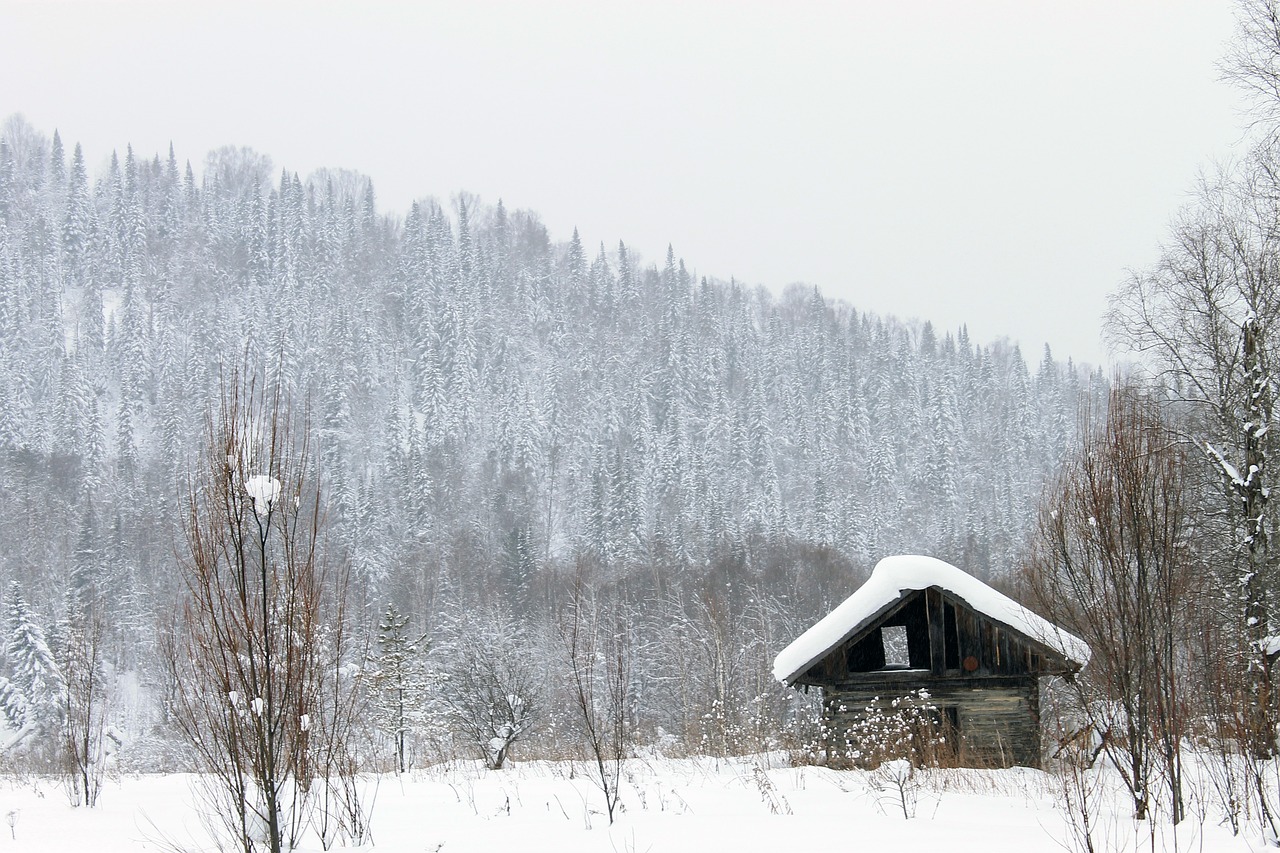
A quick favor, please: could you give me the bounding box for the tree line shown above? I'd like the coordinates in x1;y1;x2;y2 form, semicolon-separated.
1009;2;1280;845
0;0;1264;848
0;103;1102;790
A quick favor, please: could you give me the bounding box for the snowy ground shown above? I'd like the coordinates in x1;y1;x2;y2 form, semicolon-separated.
0;755;1263;852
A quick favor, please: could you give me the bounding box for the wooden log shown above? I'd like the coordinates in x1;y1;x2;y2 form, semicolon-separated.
957;610;982;676
822;674;1043;769
927;587;946;676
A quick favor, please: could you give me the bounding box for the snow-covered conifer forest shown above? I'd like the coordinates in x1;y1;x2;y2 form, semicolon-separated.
0;116;1102;748
16;1;1280;840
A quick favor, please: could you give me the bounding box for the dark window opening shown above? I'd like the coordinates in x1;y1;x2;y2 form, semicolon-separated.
843;592;935;673
847;629;886;672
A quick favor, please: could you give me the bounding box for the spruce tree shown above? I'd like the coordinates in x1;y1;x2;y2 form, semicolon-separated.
0;585;65;752
368;603;428;774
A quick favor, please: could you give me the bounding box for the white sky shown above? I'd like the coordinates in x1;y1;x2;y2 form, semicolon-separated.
0;0;1250;367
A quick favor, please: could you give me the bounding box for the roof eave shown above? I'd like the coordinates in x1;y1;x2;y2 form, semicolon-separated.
777;584;1088;686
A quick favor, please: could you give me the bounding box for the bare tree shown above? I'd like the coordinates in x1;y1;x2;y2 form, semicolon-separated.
1023;385;1197;822
58;603;109;808
1108;38;1280;828
1107;142;1280;782
647;584;795;757
163;369;353;853
311;614;372;850
1223;0;1280;142
439;606;539;771
203;146;274;200
560;570;631;825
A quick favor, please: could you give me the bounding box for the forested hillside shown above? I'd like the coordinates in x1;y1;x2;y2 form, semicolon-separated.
0;116;1101;757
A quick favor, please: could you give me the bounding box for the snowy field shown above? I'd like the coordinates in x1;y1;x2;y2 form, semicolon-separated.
0;755;1263;853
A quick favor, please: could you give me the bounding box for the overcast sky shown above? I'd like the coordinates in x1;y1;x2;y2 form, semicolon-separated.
0;1;1250;367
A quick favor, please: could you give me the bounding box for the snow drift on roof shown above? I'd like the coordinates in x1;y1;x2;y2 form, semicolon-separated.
772;555;1091;684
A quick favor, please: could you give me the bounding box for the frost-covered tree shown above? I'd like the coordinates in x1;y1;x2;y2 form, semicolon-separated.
57;602;110;808
439;607;539;770
0;584;65;760
0;115;1102;768
367;602;429;774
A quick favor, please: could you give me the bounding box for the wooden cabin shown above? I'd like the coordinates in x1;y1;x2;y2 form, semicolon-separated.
773;555;1089;769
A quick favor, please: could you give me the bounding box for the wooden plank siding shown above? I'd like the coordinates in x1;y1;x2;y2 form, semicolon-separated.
926;587;946;677
823;675;1041;768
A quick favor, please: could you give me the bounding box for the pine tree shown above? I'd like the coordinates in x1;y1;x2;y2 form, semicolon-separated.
45;130;65;221
0;138;13;224
0;585;65;751
368;603;429;774
566;226;586;293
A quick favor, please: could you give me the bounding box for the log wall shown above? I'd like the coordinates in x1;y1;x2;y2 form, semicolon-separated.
823;673;1041;768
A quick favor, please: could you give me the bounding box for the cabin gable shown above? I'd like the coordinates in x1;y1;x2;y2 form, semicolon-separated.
798;585;1075;688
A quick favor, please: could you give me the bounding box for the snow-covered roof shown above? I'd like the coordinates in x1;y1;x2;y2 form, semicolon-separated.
772;555;1091;684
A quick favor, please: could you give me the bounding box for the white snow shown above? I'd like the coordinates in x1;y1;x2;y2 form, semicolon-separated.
245;474;281;513
772;555;1091;685
0;756;1256;852
1207;442;1246;488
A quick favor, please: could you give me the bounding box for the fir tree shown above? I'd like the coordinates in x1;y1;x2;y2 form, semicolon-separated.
0;585;65;749
368;603;429;774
